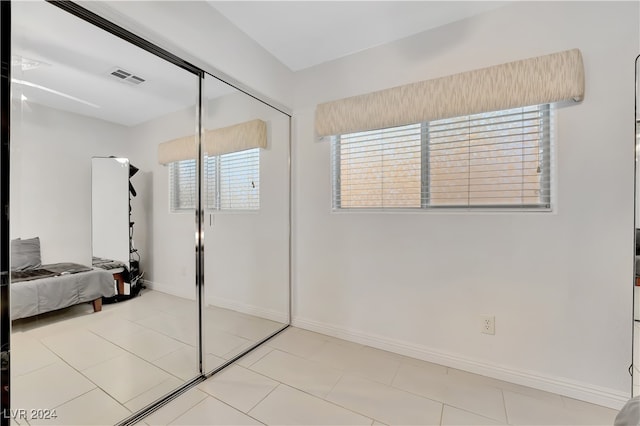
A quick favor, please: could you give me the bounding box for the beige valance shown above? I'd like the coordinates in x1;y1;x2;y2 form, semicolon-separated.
315;48;584;137
158;119;267;165
204;119;267;156
158;135;197;165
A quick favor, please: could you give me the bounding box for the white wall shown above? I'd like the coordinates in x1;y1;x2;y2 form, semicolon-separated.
126;88;291;323
10;101;129;265
292;1;638;407
203;87;290;322
127;104;199;300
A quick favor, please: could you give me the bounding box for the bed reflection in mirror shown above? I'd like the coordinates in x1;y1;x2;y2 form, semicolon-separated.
9;1;200;423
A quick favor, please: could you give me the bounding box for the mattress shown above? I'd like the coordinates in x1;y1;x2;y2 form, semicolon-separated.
10;264;116;320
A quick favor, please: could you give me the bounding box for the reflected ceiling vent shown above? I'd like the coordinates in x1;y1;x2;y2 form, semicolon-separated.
109;67;146;86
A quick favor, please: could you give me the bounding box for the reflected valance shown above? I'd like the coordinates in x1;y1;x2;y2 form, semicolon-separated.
158;119;267;165
315;48;584;137
158;135;197;165
204;119;267;156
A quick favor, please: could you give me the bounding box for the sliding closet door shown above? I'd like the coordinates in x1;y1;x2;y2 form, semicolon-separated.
201;74;290;373
9;1;201;424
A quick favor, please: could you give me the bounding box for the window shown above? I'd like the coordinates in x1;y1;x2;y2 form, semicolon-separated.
332;105;551;210
205;149;260;210
169;159;197;212
169;148;260;212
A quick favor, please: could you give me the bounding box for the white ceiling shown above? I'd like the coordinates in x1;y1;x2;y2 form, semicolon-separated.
11;1;236;127
11;1;509;126
208;1;508;71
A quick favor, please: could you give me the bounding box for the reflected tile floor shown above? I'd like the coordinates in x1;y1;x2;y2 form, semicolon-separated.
10;289;284;426
135;327;620;426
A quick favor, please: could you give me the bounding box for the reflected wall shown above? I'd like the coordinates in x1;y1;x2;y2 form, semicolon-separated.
9;1;200;423
201;75;290;371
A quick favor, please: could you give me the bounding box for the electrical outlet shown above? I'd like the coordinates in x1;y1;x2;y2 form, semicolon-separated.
481;315;495;335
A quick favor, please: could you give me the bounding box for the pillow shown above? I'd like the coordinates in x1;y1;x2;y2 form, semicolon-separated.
11;237;42;271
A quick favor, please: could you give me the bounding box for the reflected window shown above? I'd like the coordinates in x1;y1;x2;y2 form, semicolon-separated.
169;159;197;212
169;148;260;212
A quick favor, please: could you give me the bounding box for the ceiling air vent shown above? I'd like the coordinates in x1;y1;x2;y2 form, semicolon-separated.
109;67;146;86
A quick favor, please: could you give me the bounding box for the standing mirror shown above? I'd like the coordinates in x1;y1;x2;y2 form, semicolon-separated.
91;157;142;298
92;157;131;268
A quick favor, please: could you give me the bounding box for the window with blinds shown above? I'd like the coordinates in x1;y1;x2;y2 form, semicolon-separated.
205;148;260;210
332;105;551;210
169;148;260;212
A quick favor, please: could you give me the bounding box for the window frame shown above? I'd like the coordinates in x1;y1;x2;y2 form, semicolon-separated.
331;104;552;212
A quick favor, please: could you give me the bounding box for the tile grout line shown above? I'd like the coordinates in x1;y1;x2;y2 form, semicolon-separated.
244;370;376;425
14;337;102;410
374;368;509;423
238;347;273;368
244;381;281;414
501;388;510;425
250;346;446;424
143;387;208;425
202;393;267;425
388;358;402;387
84;328;191;385
77;331;195;408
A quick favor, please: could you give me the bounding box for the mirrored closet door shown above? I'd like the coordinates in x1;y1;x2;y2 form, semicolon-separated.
200;74;290;373
634;55;640;397
6;1;291;424
9;1;201;423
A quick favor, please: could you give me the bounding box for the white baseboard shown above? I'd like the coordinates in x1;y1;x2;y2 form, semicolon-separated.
208;296;288;323
142;280;195;301
142;281;288;323
292;316;629;410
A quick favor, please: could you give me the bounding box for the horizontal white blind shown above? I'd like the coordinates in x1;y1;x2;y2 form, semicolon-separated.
170;149;260;212
428;105;550;207
333;124;422;209
332;105;551;210
206;148;260;210
169;159;197;212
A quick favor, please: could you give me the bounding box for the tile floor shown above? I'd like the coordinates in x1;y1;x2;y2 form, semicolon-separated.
9;289;285;425
134;327;621;426
9;293;622;426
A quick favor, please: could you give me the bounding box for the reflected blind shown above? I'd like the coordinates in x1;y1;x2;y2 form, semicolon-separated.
169;159;197;212
206;148;260;210
332;105;551;209
170;149;260;212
